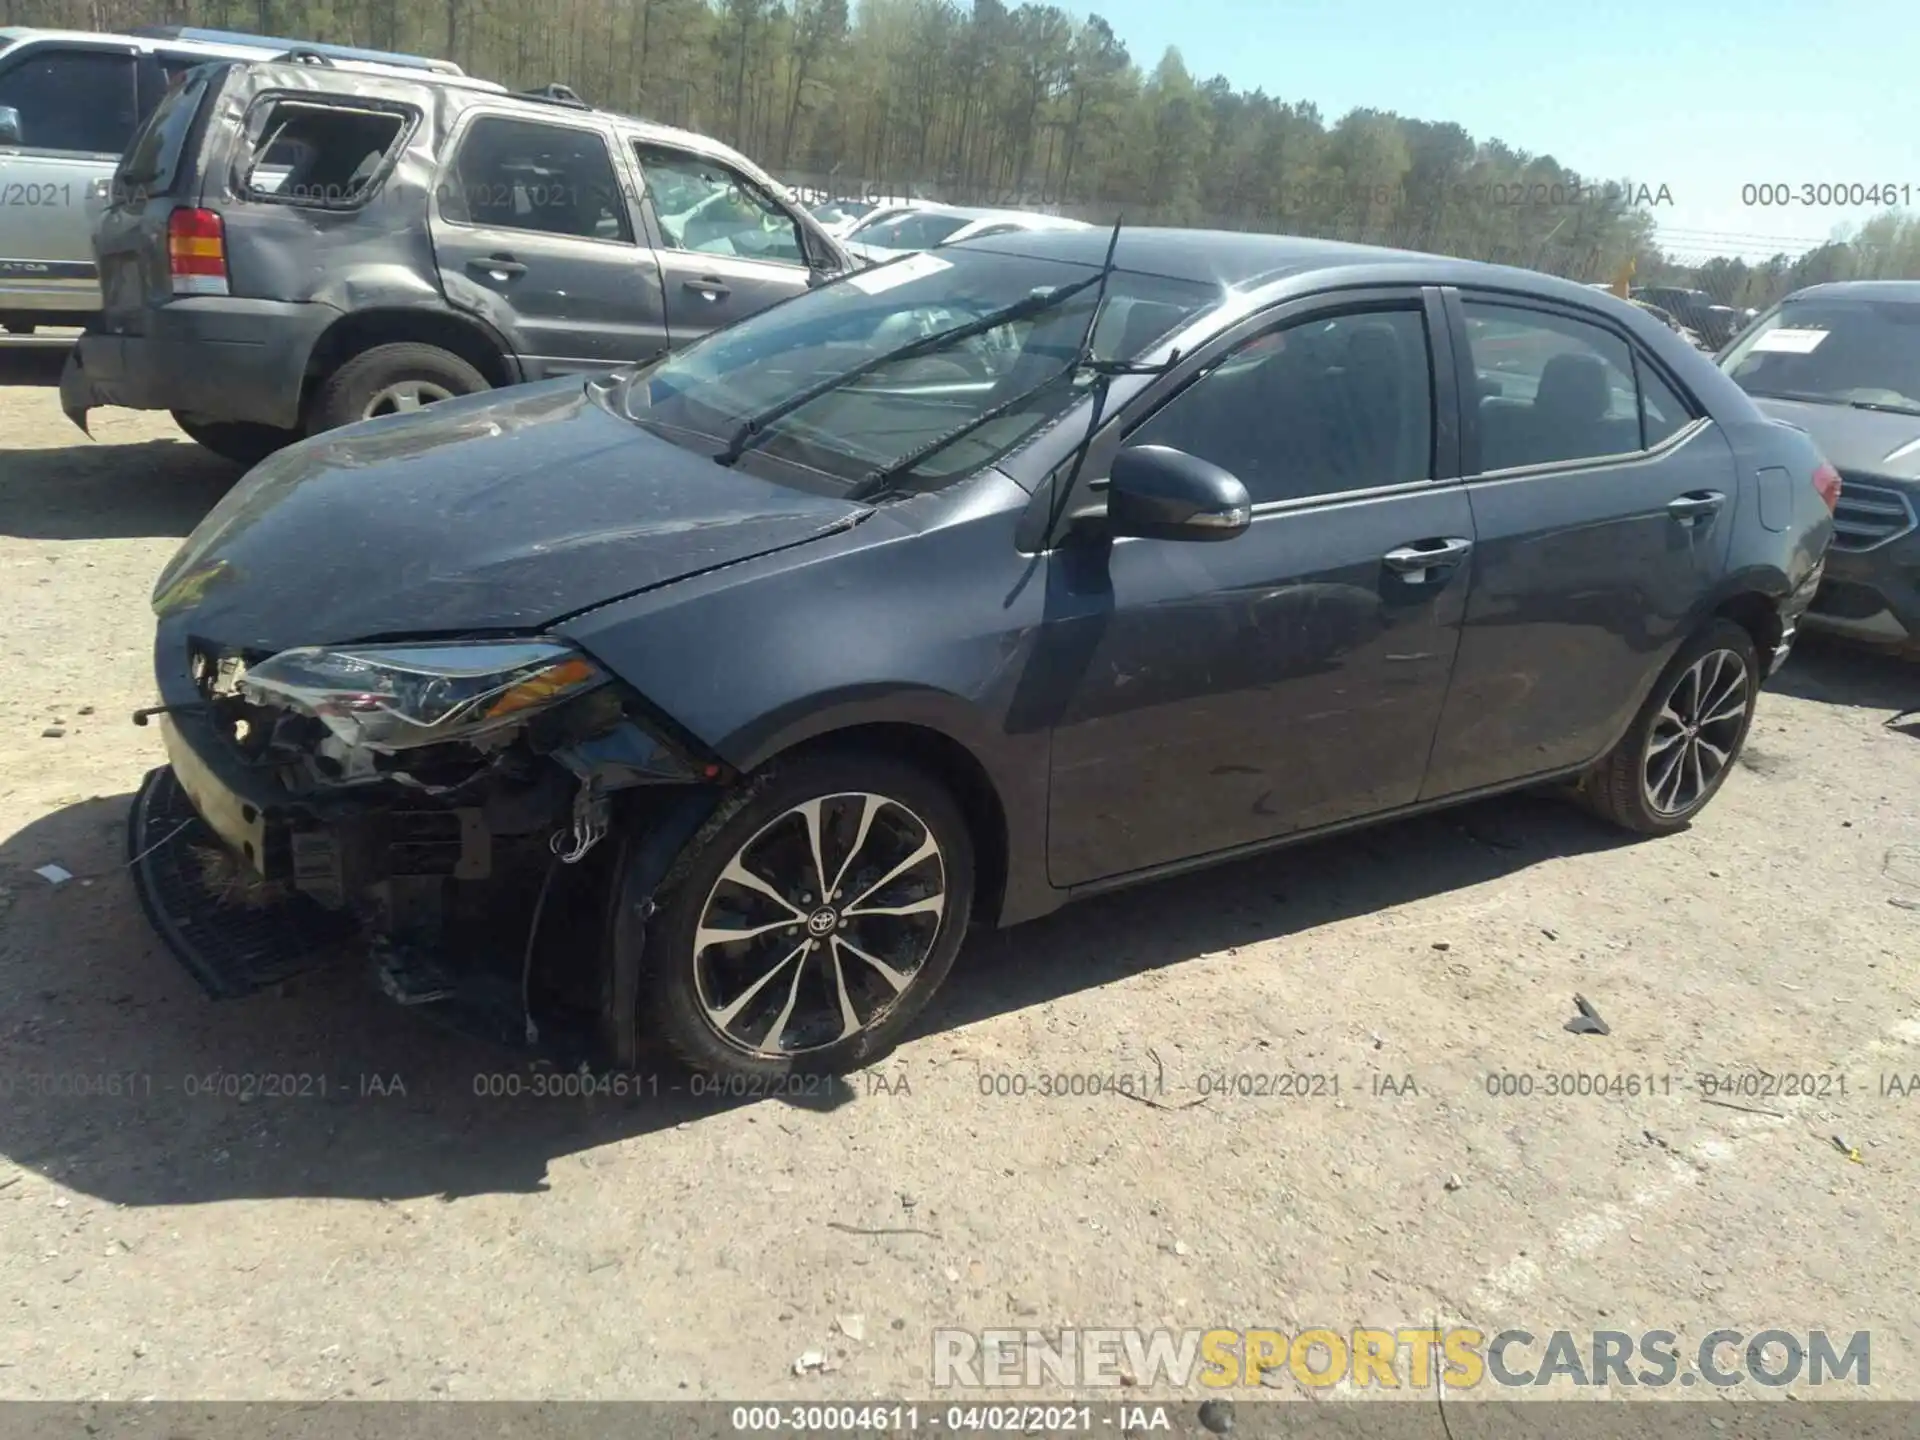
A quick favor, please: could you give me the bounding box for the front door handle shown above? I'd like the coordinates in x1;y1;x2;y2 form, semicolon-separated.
1668;490;1727;524
469;254;526;278
684;276;731;302
1383;537;1473;582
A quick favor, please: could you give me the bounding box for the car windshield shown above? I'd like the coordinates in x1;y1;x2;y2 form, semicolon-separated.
1721;296;1920;414
851;210;970;251
611;247;1219;490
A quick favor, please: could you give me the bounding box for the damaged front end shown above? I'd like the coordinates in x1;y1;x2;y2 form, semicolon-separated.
130;635;726;1059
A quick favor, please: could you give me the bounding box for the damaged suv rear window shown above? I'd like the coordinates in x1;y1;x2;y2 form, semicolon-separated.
240;98;413;209
118;67;212;197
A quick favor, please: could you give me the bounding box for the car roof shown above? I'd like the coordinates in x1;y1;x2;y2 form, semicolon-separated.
955;225;1623;302
0;25;459;72
1785;280;1920;304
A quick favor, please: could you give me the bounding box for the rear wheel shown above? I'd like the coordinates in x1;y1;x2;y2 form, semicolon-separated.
640;752;974;1079
1582;619;1759;834
171;413;301;466
309;342;488;433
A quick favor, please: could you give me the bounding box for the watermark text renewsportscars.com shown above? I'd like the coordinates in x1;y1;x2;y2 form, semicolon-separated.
933;1327;1871;1391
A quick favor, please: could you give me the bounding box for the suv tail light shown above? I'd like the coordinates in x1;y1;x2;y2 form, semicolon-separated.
1812;461;1842;513
167;207;229;296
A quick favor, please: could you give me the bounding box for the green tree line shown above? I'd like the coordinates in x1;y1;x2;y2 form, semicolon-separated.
11;0;1918;305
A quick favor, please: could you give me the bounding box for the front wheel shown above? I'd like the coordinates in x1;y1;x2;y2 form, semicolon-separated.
1582;619;1759;834
641;753;974;1078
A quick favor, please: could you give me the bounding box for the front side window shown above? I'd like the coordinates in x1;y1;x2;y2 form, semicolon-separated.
0;48;138;153
612;248;1217;491
1128;308;1434;505
1462;301;1645;470
240;99;410;208
637;143;803;265
442;116;632;242
1721;296;1920;416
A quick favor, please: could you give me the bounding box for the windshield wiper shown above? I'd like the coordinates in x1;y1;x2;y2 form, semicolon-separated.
713;271;1109;467
1849;399;1920;417
1743;389;1844;407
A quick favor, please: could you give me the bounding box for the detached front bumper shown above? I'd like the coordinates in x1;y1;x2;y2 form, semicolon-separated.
61;297;340;433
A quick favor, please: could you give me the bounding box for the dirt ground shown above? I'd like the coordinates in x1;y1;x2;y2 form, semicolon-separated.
1;339;1918;1407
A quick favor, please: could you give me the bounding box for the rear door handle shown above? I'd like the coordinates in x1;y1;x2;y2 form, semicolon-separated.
684;277;731;301
1383;537;1473;582
1668;490;1726;524
469;254;526;278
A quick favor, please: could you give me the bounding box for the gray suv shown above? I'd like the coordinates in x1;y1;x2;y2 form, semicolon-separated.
60;55;852;461
0;25;459;331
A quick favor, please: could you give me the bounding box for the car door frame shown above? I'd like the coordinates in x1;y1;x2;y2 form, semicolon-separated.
429;103;668;374
1419;282;1736;800
625;136;825;343
1020;282;1477;892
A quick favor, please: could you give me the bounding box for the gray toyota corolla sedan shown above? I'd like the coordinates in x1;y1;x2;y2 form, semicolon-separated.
132;229;1835;1080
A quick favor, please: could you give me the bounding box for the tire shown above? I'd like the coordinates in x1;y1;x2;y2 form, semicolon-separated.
171;413;301;467
309;342;488;433
640;751;975;1079
1582;618;1760;835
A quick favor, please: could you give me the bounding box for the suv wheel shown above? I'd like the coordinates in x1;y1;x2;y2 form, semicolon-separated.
1581;618;1759;835
170;414;301;467
311;343;488;432
640;753;974;1079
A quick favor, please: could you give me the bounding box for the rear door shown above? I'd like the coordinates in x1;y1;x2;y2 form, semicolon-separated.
1420;289;1736;798
91;61;229;331
431;110;667;375
0;42;140;310
630;140;814;344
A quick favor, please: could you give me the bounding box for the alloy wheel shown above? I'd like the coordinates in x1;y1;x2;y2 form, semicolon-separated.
1641;647;1750;816
362;379;456;419
691;792;947;1057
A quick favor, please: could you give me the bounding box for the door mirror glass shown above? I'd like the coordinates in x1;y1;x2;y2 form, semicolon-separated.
0;106;21;145
1105;444;1252;542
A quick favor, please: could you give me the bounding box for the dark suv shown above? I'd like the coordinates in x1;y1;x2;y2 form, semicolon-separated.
60;56;851;462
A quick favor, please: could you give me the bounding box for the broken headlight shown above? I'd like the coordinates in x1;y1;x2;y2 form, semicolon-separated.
237;640;607;753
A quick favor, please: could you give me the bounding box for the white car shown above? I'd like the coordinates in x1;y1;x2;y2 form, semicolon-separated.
843;204;1091;263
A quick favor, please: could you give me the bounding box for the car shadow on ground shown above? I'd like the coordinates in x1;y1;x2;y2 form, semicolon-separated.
0;783;1631;1206
1770;635;1918;729
0;438;239;541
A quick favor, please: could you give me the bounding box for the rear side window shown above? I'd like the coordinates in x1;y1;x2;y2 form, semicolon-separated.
240;98;412;209
118;68;213;197
1462;301;1645;471
1637;362;1697;447
0;48;138;153
442;116;632;242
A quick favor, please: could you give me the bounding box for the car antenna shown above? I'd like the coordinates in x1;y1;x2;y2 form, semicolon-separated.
1043;217;1178;537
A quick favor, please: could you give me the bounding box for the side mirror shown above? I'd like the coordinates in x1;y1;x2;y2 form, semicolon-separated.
0;107;23;146
1105;444;1252;542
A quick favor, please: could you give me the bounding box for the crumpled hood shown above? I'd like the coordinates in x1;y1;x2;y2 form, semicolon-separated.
1751;395;1920;484
154;378;870;652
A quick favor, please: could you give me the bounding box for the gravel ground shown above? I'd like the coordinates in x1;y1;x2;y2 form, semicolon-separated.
2;342;1918;1406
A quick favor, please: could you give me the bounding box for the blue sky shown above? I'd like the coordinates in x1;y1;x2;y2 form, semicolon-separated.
1081;0;1920;260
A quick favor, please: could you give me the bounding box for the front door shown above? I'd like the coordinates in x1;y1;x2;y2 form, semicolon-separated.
431;112;668;376
0;44;139;314
1420;290;1737;798
1044;291;1474;888
630;141;815;345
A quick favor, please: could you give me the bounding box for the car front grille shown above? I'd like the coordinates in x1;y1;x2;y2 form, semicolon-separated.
1832;478;1917;552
